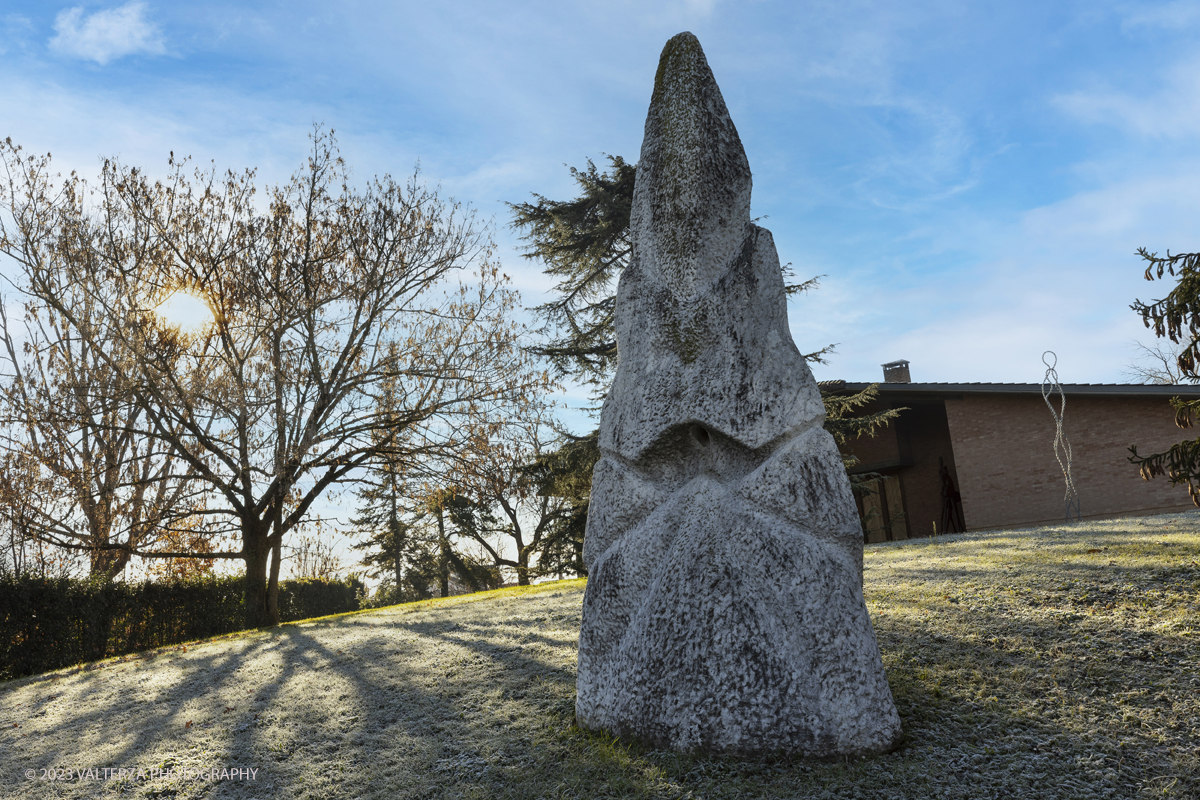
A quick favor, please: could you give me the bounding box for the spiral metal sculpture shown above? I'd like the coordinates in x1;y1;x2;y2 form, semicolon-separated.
1042;351;1081;523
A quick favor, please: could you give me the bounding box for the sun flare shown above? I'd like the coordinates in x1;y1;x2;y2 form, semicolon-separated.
155;291;214;332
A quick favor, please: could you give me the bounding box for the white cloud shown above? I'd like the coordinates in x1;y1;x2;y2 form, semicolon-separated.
802;160;1200;386
49;2;165;65
0;14;34;55
682;0;719;15
1055;54;1200;139
1120;1;1200;31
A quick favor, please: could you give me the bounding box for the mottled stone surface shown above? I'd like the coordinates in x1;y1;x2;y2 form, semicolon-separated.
575;31;902;756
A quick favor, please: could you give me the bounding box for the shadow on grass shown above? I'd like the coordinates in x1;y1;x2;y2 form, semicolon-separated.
4;561;1196;799
545;599;1195;800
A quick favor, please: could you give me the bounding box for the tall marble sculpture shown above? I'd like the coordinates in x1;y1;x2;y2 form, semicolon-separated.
575;32;903;756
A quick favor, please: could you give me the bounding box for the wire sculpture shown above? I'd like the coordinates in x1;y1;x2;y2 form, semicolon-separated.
1041;351;1081;523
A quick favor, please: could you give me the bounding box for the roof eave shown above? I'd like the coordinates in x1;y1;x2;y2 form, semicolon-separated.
837;382;1200;398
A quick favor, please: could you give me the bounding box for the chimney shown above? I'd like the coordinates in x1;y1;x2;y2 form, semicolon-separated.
882;360;911;383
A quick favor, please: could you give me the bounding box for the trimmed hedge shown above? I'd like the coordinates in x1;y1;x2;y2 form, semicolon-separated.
0;574;364;681
278;577;362;622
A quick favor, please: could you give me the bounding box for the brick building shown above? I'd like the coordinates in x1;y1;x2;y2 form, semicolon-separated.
831;362;1200;541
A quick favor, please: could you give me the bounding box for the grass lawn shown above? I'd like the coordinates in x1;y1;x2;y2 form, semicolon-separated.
2;512;1198;799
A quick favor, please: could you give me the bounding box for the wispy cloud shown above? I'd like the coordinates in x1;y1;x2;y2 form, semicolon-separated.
0;13;34;55
49;2;165;65
804;156;1200;385
626;0;721;26
1120;1;1200;31
1055;53;1200;139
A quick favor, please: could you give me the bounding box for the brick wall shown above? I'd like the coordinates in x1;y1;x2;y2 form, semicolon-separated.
943;394;1195;530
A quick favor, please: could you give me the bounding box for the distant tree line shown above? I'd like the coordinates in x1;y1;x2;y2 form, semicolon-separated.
0;140;904;633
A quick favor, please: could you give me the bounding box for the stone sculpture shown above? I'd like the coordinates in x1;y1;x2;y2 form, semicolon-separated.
575;32;903;757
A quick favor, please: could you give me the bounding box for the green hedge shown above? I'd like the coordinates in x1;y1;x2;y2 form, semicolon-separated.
0;574;364;681
278;577;362;622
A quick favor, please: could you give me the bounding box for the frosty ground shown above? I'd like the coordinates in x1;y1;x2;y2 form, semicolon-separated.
2;513;1198;799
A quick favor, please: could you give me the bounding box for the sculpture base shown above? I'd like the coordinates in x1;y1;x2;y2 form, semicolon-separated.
576;476;902;757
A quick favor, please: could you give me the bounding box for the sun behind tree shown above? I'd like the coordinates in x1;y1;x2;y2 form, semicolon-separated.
155;290;213;332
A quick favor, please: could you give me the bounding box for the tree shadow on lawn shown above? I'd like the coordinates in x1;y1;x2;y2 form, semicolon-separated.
329;591;1195;799
560;603;1194;800
3;634;282;794
868;589;1198;799
6;581;1196;799
2;601;581;798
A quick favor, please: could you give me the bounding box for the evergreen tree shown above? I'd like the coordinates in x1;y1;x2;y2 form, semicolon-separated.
349;463;423;603
423;489;502;595
521;428;599;578
1128;247;1200;503
351;476;502;603
446;399;575;586
510;156;634;394
349;334;503;601
509;156;835;396
821;381;898;447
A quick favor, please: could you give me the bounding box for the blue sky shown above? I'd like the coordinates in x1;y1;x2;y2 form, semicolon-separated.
3;0;1200;417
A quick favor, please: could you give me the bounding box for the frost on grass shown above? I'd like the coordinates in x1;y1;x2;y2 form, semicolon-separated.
2;516;1199;799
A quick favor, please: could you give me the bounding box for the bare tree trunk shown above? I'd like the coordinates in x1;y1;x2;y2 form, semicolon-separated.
516;551;531;586
243;521;271;628
511;518;529;586
91;545;130;581
267;537;282;626
437;506;450;598
391;489;403;597
266;499;283;625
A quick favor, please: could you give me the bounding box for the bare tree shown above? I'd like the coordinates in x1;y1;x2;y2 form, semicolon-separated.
0;131;543;625
452;397;572;586
140;517;219;581
1123;339;1197;385
0;281;197;580
288;528;344;581
0;447;83;578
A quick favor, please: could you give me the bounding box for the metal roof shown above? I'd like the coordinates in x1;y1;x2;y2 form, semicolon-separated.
827;381;1200;398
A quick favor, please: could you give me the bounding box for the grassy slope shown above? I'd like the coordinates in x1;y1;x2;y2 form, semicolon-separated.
1;516;1198;799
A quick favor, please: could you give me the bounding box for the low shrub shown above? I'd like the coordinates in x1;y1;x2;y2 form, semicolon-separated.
0;574;363;680
278;575;365;622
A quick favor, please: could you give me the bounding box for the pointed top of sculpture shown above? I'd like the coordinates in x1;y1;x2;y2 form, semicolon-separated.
631;32;753;299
